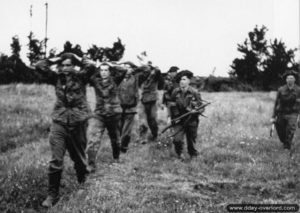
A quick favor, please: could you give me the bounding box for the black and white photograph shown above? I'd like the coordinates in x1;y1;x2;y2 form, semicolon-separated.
0;0;299;212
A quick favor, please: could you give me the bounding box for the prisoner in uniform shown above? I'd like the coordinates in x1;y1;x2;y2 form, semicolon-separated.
138;64;162;141
162;66;180;119
34;53;95;207
86;62;126;172
118;61;140;153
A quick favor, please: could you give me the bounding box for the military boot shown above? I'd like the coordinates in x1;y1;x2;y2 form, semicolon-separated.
42;171;61;208
42;195;59;208
76;168;89;184
120;136;130;153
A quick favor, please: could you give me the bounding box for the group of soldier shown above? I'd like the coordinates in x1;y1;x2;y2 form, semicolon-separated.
32;52;205;207
26;50;300;208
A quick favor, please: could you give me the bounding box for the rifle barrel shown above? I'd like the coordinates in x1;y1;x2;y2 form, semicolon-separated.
172;102;210;122
160;102;210;135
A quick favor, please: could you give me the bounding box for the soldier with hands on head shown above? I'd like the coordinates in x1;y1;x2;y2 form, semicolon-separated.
118;61;140;153
138;61;162;142
86;62;127;172
33;53;95;208
271;69;300;150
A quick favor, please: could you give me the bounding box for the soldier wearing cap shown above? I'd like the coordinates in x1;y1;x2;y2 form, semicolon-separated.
167;66;179;82
170;70;204;159
271;69;300;150
86;62;127;172
33;53;95;207
118;61;140;153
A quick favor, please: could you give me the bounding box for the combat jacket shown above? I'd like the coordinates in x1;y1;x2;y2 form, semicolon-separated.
35;61;94;125
118;73;139;113
171;86;203;124
90;67;126;117
162;74;178;107
138;66;161;103
273;84;300;117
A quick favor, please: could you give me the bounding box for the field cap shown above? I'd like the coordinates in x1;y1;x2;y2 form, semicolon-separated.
175;70;193;83
167;66;179;73
283;69;298;80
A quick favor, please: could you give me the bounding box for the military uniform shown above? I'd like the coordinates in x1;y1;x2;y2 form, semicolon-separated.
118;73;139;152
86;67;126;170
139;65;161;140
171;86;203;157
163;74;179;119
273;84;300;149
34;59;94;204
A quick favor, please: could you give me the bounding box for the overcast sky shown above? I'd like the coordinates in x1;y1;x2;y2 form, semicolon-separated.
0;0;299;76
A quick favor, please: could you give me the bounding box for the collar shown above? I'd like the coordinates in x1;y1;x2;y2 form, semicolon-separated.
285;84;295;91
180;86;192;93
100;77;113;87
58;68;77;75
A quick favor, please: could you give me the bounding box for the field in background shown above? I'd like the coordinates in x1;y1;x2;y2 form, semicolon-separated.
0;84;299;213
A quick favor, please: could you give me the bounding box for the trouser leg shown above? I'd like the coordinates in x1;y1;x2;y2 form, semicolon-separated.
48;122;67;198
86;117;105;170
275;115;287;146
285;114;298;149
106;114;121;159
144;101;158;139
186;124;199;157
120;113;135;152
66;121;89;183
172;124;185;157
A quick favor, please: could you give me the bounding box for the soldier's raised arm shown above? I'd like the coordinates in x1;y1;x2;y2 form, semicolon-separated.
110;63;127;85
77;56;98;85
31;58;59;85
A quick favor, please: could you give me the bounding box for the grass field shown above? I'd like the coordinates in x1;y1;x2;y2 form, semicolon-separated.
0;84;299;213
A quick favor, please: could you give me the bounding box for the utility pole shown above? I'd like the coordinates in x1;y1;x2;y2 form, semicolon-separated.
30;5;33;32
44;2;48;58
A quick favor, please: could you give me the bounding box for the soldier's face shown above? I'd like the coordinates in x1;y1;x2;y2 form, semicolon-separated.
286;75;295;86
169;72;176;78
124;64;133;75
180;76;190;88
165;78;173;89
61;59;74;72
100;65;110;79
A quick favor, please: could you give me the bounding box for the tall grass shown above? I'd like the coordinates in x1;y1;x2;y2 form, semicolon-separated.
0;84;299;212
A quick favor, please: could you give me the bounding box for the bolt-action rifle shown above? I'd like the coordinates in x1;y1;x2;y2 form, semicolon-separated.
160;101;211;135
156;101;211;148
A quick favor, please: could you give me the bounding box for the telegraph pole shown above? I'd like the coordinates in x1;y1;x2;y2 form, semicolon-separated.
44;2;48;58
30;5;33;32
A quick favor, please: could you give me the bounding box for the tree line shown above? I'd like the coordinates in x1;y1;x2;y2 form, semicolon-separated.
0;26;299;90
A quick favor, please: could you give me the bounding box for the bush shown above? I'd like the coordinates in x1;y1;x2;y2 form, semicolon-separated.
202;76;256;92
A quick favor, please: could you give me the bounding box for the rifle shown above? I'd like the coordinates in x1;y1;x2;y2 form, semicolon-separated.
157;102;210;148
160;102;211;135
